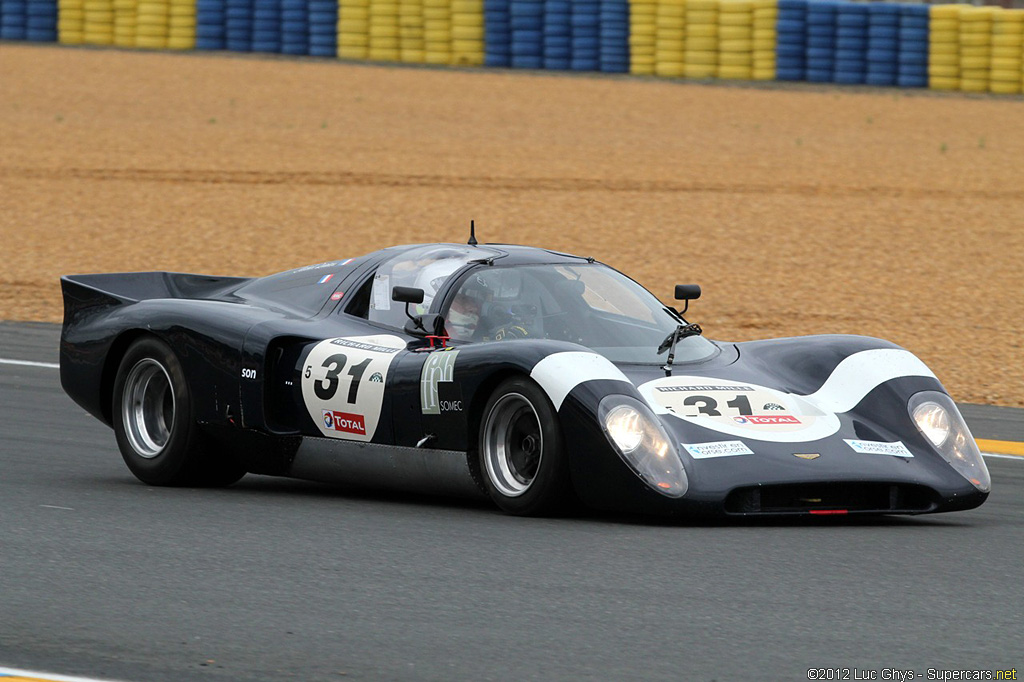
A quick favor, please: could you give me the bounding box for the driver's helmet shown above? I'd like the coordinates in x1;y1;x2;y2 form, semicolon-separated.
446;276;490;341
411;259;464;313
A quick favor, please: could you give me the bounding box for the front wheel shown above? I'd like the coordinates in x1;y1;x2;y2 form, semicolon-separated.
478;377;570;516
112;336;245;487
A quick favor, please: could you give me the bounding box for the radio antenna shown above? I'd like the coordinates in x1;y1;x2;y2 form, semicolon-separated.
468;219;478;246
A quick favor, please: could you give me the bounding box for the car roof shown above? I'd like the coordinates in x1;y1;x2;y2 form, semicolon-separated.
374;242;594;267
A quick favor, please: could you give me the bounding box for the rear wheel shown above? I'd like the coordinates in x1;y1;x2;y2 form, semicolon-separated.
112;337;245;487
478;377;569;516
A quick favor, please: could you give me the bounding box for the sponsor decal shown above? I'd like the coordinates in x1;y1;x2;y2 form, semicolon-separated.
330;291;344;301
322;410;367;436
330;338;402;354
340;258;353;266
682;440;754;459
793;453;820;460
844;439;914;458
369;372;383;383
318;273;334;284
734;415;801;425
656;384;754;393
421;349;459;414
763;402;785;411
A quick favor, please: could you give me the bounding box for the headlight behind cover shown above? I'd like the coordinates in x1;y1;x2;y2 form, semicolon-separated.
599;396;688;498
909;391;990;493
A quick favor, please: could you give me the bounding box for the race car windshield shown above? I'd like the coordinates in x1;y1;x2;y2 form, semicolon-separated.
368;245;498;329
445;264;716;364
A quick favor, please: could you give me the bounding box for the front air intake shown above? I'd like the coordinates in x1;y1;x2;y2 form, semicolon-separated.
723;483;939;515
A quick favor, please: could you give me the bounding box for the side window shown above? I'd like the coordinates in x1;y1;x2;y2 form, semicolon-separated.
344;275;374;319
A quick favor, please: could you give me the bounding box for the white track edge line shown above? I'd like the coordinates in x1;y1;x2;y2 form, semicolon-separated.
982;452;1023;461
0;665;131;682
0;358;60;369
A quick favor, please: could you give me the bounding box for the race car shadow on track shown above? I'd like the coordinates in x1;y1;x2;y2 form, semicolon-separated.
97;472;977;528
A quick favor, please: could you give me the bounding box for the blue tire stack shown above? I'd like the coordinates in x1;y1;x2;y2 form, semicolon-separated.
865;2;898;86
599;0;629;73
279;0;307;55
225;0;253;51
1;0;28;40
897;3;928;88
510;0;543;69
804;0;837;83
570;0;599;71
543;0;571;70
251;0;281;52
196;0;227;50
833;2;867;84
306;0;336;56
25;0;56;41
484;0;512;67
775;0;807;81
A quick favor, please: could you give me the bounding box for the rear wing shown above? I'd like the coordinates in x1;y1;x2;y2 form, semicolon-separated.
60;271;251;324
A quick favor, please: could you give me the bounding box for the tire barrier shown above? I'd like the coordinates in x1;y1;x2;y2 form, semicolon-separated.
718;0;752;80
751;0;775;80
629;0;655;75
896;3;927;88
928;3;960;91
483;0;509;65
685;0;717;79
542;0;568;70
833;2;866;84
570;0;599;72
56;0;83;43
8;0;1024;96
804;0;835;83
599;0;629;73
866;2;898;86
959;6;994;92
775;0;805;81
990;5;1022;94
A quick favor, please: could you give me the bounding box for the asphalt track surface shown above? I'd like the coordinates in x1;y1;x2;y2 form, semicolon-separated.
1;322;1022;682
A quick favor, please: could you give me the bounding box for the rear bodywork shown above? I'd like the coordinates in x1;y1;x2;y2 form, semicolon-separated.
60;244;989;516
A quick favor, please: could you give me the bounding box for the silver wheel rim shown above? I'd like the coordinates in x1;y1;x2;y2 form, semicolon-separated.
483;392;543;497
121;358;175;459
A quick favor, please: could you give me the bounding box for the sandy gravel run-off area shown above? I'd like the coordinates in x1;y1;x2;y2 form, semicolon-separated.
1;44;1021;406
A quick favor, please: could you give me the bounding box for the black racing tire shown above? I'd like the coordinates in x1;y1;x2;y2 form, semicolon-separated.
478;377;570;516
112;336;245;487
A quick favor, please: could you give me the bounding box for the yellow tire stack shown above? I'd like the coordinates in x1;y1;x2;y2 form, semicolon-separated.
928;4;961;91
958;6;994;93
112;0;136;46
369;0;401;60
135;0;168;47
423;0;451;64
167;0;195;49
654;0;686;77
629;0;657;75
339;0;370;59
398;0;424;62
451;0;484;66
718;0;752;79
989;9;1023;94
684;0;717;78
83;0;114;44
751;0;776;80
57;0;85;44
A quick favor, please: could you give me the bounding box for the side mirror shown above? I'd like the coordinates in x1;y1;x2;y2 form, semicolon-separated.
392;286;424;304
674;284;701;301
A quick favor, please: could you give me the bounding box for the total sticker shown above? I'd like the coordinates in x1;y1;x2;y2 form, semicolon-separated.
844;439;914;458
682;440;754;459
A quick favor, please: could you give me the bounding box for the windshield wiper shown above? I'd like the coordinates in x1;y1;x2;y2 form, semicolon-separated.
657;314;703;372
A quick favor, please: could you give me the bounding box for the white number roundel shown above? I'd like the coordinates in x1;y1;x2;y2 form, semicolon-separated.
301;335;405;442
637;375;841;443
